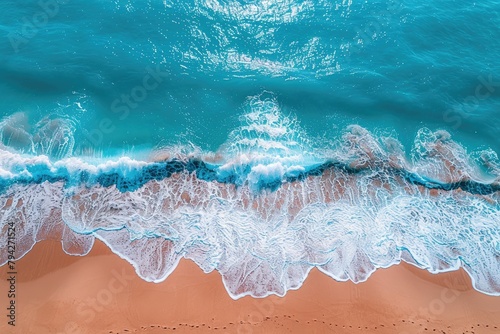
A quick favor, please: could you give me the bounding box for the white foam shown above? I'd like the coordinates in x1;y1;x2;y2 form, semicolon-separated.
1;163;499;299
0;96;499;299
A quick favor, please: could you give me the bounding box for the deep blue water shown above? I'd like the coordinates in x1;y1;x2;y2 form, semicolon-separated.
0;0;499;298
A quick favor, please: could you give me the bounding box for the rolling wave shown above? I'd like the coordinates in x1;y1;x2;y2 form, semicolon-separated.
1;94;499;298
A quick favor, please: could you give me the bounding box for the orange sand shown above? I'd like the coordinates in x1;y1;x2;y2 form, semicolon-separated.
1;240;500;334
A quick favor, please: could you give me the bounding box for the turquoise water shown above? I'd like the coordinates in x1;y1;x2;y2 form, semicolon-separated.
1;0;499;298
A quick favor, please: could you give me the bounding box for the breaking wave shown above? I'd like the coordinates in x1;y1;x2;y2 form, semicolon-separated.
1;94;499;299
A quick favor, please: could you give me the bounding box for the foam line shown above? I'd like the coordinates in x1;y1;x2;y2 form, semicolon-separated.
0;94;499;299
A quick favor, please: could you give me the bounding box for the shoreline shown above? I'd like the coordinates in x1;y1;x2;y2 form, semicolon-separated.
1;239;500;333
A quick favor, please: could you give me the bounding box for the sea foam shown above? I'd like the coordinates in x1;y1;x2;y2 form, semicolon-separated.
0;94;499;299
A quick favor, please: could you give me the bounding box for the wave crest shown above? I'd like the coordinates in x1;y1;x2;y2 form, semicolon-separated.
0;95;499;298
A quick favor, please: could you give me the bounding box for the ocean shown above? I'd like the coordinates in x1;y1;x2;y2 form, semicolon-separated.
0;0;499;298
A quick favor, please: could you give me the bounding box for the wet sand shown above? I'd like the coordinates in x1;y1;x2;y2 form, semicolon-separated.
1;239;500;334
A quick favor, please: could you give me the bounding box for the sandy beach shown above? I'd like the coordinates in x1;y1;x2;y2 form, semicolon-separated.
0;240;499;334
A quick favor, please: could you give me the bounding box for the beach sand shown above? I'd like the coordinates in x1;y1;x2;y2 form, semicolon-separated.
1;239;500;334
